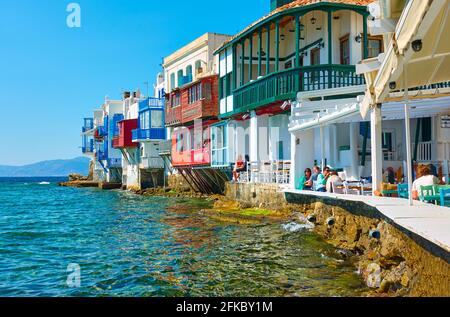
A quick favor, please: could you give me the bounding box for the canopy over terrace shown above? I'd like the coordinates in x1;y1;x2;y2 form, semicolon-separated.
357;0;450;205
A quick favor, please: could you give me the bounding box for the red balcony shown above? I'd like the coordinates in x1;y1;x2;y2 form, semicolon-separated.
171;122;214;167
165;75;219;127
112;119;138;149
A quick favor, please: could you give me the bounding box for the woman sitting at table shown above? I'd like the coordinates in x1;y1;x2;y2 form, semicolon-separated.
232;155;249;182
412;164;440;200
326;170;343;193
296;168;313;191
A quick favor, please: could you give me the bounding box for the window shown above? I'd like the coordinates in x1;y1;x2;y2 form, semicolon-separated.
310;48;321;82
203;82;211;100
219;73;232;99
171;92;180;107
140;110;150;130
366;35;384;58
188;83;203;104
177;70;184;87
340;34;350;65
186;65;193;83
310;48;320;65
177;131;186;153
151;110;163;128
203;127;210;149
284;60;293;69
170;73;175;91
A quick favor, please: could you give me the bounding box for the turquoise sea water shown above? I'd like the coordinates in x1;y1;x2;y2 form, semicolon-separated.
0;178;368;297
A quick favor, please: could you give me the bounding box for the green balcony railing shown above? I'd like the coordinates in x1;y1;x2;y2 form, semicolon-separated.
233;64;365;113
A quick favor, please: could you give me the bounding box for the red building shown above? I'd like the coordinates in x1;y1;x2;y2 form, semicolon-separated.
112;119;138;149
166;75;220;168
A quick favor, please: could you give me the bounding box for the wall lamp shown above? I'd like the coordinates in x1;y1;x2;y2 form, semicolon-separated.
411;39;423;52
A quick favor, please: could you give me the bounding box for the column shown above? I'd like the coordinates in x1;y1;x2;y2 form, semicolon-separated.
320;125;326;170
291;129;315;189
328;11;333;88
249;35;253;81
232;44;237;91
250;110;259;163
328;11;333;64
362;13;369;60
266;24;271;75
275;20;280;72
371;104;383;195
258;28;262;77
295;15;300;68
405;99;414;206
350;122;360;179
241;40;245;86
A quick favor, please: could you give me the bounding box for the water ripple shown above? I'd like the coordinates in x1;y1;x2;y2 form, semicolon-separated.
0;178;368;297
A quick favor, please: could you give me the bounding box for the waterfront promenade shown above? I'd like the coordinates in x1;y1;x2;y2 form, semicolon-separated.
285;189;450;254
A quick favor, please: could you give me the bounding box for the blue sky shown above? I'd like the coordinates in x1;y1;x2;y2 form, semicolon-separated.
0;0;267;166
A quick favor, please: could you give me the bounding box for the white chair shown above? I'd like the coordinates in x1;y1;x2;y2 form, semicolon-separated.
249;162;260;183
343;181;360;195
260;161;273;183
332;182;346;194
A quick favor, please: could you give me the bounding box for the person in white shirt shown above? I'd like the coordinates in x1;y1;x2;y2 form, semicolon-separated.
411;165;440;200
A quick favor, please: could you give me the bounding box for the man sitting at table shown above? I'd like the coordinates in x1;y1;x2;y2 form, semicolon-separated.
315;167;330;192
412;164;440;200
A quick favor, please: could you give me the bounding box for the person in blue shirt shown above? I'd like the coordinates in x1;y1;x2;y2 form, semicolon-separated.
315;167;331;192
296;168;313;190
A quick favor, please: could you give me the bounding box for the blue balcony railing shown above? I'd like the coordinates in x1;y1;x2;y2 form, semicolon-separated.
132;128;166;141
82;139;94;154
82;118;94;132
139;98;164;111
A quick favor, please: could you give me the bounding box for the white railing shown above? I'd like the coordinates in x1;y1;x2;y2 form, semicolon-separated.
414;142;433;161
239;161;291;185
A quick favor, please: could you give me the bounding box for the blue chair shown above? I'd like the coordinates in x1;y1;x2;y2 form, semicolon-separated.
397;184;409;199
440;188;450;207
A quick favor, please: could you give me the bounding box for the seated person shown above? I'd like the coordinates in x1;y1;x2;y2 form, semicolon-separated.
412;164;440;200
326;170;343;193
296;168;313;191
232;155;249;182
383;167;396;185
315;167;331;192
311;166;321;184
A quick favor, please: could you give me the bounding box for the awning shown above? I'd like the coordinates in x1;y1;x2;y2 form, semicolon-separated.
289;95;450;133
289;97;363;134
360;0;450;115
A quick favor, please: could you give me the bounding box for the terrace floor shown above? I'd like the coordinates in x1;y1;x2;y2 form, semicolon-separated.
284;189;450;253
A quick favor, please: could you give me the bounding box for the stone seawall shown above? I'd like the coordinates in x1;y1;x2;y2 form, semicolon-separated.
225;183;450;297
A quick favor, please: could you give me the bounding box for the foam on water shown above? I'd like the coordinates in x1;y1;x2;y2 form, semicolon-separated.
283;221;315;232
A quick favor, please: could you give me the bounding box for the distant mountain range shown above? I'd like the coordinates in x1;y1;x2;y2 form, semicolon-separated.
0;157;90;177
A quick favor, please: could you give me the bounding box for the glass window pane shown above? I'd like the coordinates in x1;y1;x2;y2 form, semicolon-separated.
151;110;163;128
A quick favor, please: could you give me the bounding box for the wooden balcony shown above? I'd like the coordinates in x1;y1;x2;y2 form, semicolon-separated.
165;106;182;127
233;64;365;114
